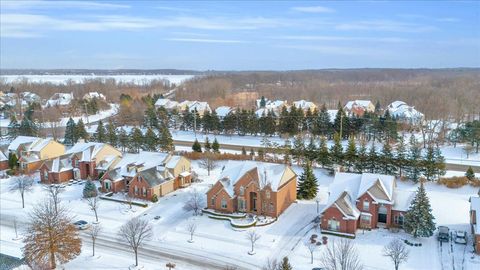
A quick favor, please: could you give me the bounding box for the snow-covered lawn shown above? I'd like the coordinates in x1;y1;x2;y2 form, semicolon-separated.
1;164;480;269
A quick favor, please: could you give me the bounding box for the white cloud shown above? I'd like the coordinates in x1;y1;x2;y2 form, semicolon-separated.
275;35;408;43
165;38;247;44
291;6;334;13
0;0;129;10
336;20;436;33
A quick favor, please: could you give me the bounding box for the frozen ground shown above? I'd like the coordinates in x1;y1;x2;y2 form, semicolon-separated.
0;74;195;86
1;163;480;269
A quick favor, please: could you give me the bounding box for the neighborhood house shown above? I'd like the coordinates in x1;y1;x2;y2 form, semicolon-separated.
320;172;414;237
470;196;480;254
8;136;65;173
206;160;297;218
344;100;375;117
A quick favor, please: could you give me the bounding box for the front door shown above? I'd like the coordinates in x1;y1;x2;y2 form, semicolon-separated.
328;219;340;231
378;204;387;223
249;192;257;212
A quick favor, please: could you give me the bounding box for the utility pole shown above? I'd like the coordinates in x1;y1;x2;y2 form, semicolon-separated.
193;110;197;139
339;113;344;139
84;102;90;125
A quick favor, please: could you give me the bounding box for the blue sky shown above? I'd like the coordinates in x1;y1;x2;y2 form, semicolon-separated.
1;0;479;70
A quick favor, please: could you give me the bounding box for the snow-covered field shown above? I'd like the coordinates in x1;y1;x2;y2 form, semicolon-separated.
0;74;196;85
1;163;480;269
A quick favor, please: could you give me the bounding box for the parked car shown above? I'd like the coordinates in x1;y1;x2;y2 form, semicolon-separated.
454;230;467;244
73;220;89;230
437;226;450;242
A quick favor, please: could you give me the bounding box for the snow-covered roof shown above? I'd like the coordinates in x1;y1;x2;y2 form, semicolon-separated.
293;100;316;111
388;101;407;110
189;101;211;113
327;110;338;123
470;196;480;234
83;92;106;100
106;151;170;180
0;150;7;161
165;155;182;169
255;108;278;117
218;160;294;197
154;98;179;110
46;93;73;107
155;98;170;107
8;136;40;151
29;138;54;152
323;172;400;218
392;189;415;211
215;106;233;118
256;99;287;110
387;101;424;122
344;100;373;110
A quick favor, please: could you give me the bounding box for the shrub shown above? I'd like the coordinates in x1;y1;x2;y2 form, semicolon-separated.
151;194;158;203
437;176;468;188
83;180;98;198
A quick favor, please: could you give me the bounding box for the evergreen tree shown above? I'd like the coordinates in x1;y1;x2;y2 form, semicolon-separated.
278;106;290;135
330;133;343;166
64;118;76;146
75;119;89;142
249;148;255;156
317;136;332;170
374;100;381;114
305;137;317;162
106;120;118;147
118;128;129;152
241;146;247;155
279;257;293;270
204;137;211;152
158;126;174;152
212;138;220;153
333;108;348;139
380;141;396;175
315;104;331;137
403;182;436;238
466;166;476;181
8;152;18;169
19;117;38;136
395;136;407;177
83;180;98;198
355;140;368;173
406;136;422;183
291;135;305;164
344;137;357;172
222;112;236;134
144;106;158;128
130;127;143;153
422;144;436;182
367;142;378;173
192;139;202;152
94;120;106;143
143;128;157;151
259;96;266;108
7;114;19;140
182;106;194;130
210;111;221;133
434;145;446;179
297;162;318;200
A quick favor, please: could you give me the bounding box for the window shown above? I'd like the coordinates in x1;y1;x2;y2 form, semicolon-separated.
134;186;139;195
211;197;215;206
266;190;271;199
394;215;404;226
239;186;245;196
105;181;111;191
269;203;274;213
328;219;340;231
363;199;370;211
361;215;371;224
142;187;147;197
221;198;227;209
238;198;245;211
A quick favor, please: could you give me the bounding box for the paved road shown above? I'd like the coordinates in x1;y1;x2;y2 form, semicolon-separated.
0;215;256;270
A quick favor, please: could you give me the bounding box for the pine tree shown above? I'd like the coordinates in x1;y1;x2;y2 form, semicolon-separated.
75;119;89;142
403;182;436;238
212;138;220;153
317;136;332;170
241;146;247;155
204;137;211;152
130;127;143;153
406;136;422;183
7;114;19;140
259;96;266;108
83;180;98;198
64;118;76;146
305;137;317;162
106;120;118;147
143;128;157;151
297;162;318;200
192;139;202;153
315;104;332;137
367;143;378;173
466;167;476;181
344;137;357;172
330;133;343;166
19;117;38;136
144;106;158;128
423;144;436;182
94;120;106;143
355;140;368;173
159;126;174;152
380;141;396;175
8;152;18;169
291;135;305;165
249;148;255;156
395;136;407;177
434;145;446;179
118;128;129;152
279;257;293;270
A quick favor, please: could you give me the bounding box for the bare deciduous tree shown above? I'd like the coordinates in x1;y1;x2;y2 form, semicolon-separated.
23;200;81;269
383;239;409;270
304;239;319;264
13;216;19;239
246;230;261;255
199;152;218;176
118;217;153;267
262;257;279;270
85;196;100;223
186;221;197;243
464;144;475;159
183;189;205;216
321;239;363;270
44;184;63;214
10;175;34;208
87;224;102;257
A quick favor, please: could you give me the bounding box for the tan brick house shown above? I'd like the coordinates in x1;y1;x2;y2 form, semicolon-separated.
8;136;65;173
320;172;414;237
206;161;297;218
39;142;121;184
470;196;480;254
100;151;191;200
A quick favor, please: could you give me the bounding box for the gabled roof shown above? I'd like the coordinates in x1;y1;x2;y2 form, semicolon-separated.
215;106;233;117
105;151;170;180
43;154;73;173
217;160;295;197
46;93;73;107
8;136;38;151
83;92;106;100
137;166;174;187
344;100;373;110
0;150;7;161
293;100;316;111
65;142;112;162
470;196;480;234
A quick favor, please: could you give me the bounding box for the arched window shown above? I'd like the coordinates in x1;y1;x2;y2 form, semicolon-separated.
363;199;369;211
239;186;245;196
221;198;227;209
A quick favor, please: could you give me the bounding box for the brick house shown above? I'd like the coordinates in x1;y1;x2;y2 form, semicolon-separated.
470;196;480;254
39;142;121;184
100;151;191;200
344;100;375;117
8;136;65;173
206;161;297;218
320;172;414;237
0;150;8;170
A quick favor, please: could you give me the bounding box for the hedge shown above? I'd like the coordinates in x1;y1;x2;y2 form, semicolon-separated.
99;195;148;207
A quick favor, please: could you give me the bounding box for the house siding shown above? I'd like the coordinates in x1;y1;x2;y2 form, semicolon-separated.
0;160;9;170
321;206;357;235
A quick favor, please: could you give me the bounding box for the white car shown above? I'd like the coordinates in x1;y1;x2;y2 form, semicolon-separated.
454;231;467;244
73;220;89;230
